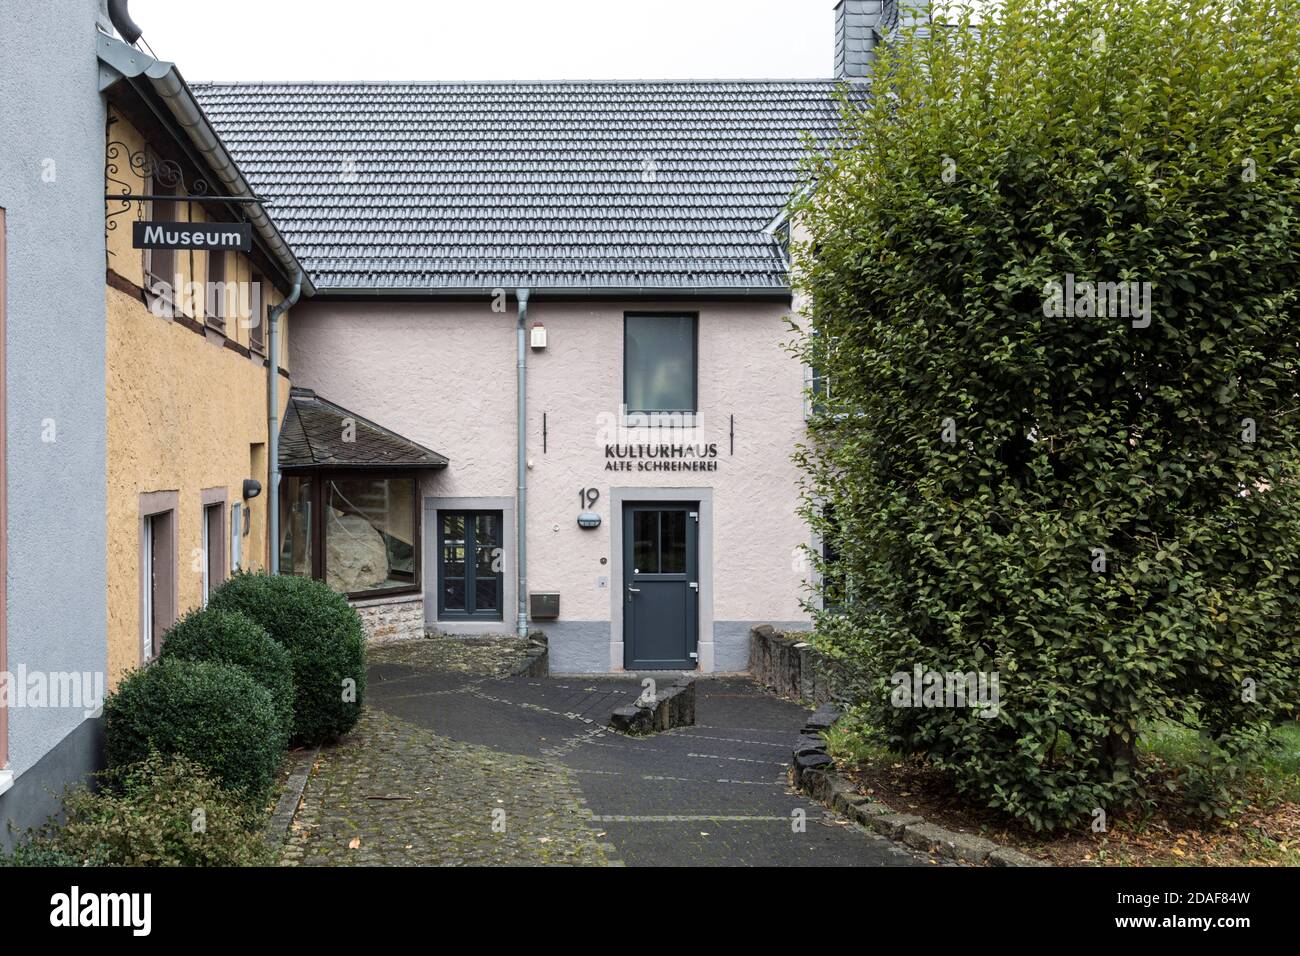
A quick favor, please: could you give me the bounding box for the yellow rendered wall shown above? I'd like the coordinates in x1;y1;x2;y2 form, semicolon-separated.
105;108;294;688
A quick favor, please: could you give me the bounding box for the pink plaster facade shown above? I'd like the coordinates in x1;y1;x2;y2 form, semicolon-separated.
289;297;813;673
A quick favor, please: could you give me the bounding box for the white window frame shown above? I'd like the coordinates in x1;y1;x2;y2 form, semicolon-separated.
142;516;155;660
231;502;243;572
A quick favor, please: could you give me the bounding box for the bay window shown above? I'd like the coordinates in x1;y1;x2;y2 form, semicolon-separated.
279;472;418;598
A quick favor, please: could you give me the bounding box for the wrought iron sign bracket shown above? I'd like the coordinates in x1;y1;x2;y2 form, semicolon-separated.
105;138;269;232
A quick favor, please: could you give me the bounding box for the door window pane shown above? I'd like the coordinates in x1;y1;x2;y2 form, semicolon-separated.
475;578;499;610
442;514;466;577
660;511;687;573
633;511;659;573
625;315;696;412
475;513;499;545
324;477;416;594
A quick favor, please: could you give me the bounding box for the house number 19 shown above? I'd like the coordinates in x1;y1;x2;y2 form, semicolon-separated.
579;488;600;509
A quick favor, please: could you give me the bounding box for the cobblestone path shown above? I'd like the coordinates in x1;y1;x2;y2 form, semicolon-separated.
279;636;937;867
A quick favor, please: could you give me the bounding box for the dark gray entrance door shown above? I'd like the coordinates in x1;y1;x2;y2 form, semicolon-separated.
623;502;698;670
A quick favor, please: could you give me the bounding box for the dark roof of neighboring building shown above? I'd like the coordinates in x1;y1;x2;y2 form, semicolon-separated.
279;388;449;470
191;80;860;294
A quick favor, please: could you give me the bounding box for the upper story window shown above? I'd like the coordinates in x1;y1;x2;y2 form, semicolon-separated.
207;250;227;330
624;313;697;414
144;179;178;297
249;273;265;353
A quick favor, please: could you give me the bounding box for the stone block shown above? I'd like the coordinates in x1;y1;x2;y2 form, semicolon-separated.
868;813;923;840
988;847;1050;867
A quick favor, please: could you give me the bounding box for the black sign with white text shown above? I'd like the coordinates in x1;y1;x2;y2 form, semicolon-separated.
132;221;252;252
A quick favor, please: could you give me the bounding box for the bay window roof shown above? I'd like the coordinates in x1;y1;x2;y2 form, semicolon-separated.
279;387;448;471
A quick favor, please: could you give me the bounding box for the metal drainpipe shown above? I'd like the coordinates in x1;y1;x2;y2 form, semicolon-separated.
515;288;531;638
268;270;303;574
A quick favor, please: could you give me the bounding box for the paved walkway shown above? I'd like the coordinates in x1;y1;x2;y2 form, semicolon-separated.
280;637;938;867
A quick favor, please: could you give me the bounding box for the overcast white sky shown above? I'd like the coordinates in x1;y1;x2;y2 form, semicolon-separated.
129;0;840;82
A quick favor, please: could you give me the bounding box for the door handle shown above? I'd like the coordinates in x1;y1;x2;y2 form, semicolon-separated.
627;587;641;594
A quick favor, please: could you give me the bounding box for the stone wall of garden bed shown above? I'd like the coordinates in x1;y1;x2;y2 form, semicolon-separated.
791;703;1047;867
749;624;843;705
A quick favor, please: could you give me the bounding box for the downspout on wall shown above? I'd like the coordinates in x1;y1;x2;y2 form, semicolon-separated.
516;288;530;637
268;270;303;573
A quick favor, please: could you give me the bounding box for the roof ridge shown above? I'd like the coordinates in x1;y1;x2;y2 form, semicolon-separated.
191;78;857;88
290;394;319;466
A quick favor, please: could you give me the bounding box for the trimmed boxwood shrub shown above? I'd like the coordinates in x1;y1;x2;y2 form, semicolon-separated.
794;0;1300;830
208;573;366;745
104;657;286;800
4;753;272;867
161;607;295;736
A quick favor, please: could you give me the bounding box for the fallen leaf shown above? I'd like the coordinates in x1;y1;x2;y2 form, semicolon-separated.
348;837;361;850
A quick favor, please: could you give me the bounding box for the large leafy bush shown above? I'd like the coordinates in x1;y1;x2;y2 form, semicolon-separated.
208;573;366;745
4;753;272;867
795;0;1300;829
162;607;295;736
104;657;286;800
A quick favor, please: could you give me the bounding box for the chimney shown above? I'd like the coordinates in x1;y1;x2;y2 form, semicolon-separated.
834;0;885;79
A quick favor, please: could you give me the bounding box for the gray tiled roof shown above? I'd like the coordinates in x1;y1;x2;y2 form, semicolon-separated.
280;388;449;470
191;81;857;293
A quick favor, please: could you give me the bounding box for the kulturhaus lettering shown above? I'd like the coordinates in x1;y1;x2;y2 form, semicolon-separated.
603;443;720;472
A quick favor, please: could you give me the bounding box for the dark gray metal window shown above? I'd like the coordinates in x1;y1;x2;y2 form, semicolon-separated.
438;511;503;620
624;314;697;413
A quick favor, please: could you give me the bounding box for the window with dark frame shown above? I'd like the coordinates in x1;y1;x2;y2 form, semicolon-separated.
624;313;698;414
207;250;227;330
145;178;177;297
437;511;504;621
278;473;419;599
250;272;265;352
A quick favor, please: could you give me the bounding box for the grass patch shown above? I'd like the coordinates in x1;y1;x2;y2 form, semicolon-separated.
822;714;1300;867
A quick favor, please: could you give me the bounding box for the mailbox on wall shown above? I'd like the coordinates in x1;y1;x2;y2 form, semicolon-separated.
529;592;560;620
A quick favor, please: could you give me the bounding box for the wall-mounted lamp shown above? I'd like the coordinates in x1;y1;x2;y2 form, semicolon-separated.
577;511;601;529
241;479;262;536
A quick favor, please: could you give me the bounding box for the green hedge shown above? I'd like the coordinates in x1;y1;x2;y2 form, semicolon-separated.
208;573;366;745
3;753;272;867
104;657;286;800
161;607;295;736
794;0;1300;829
